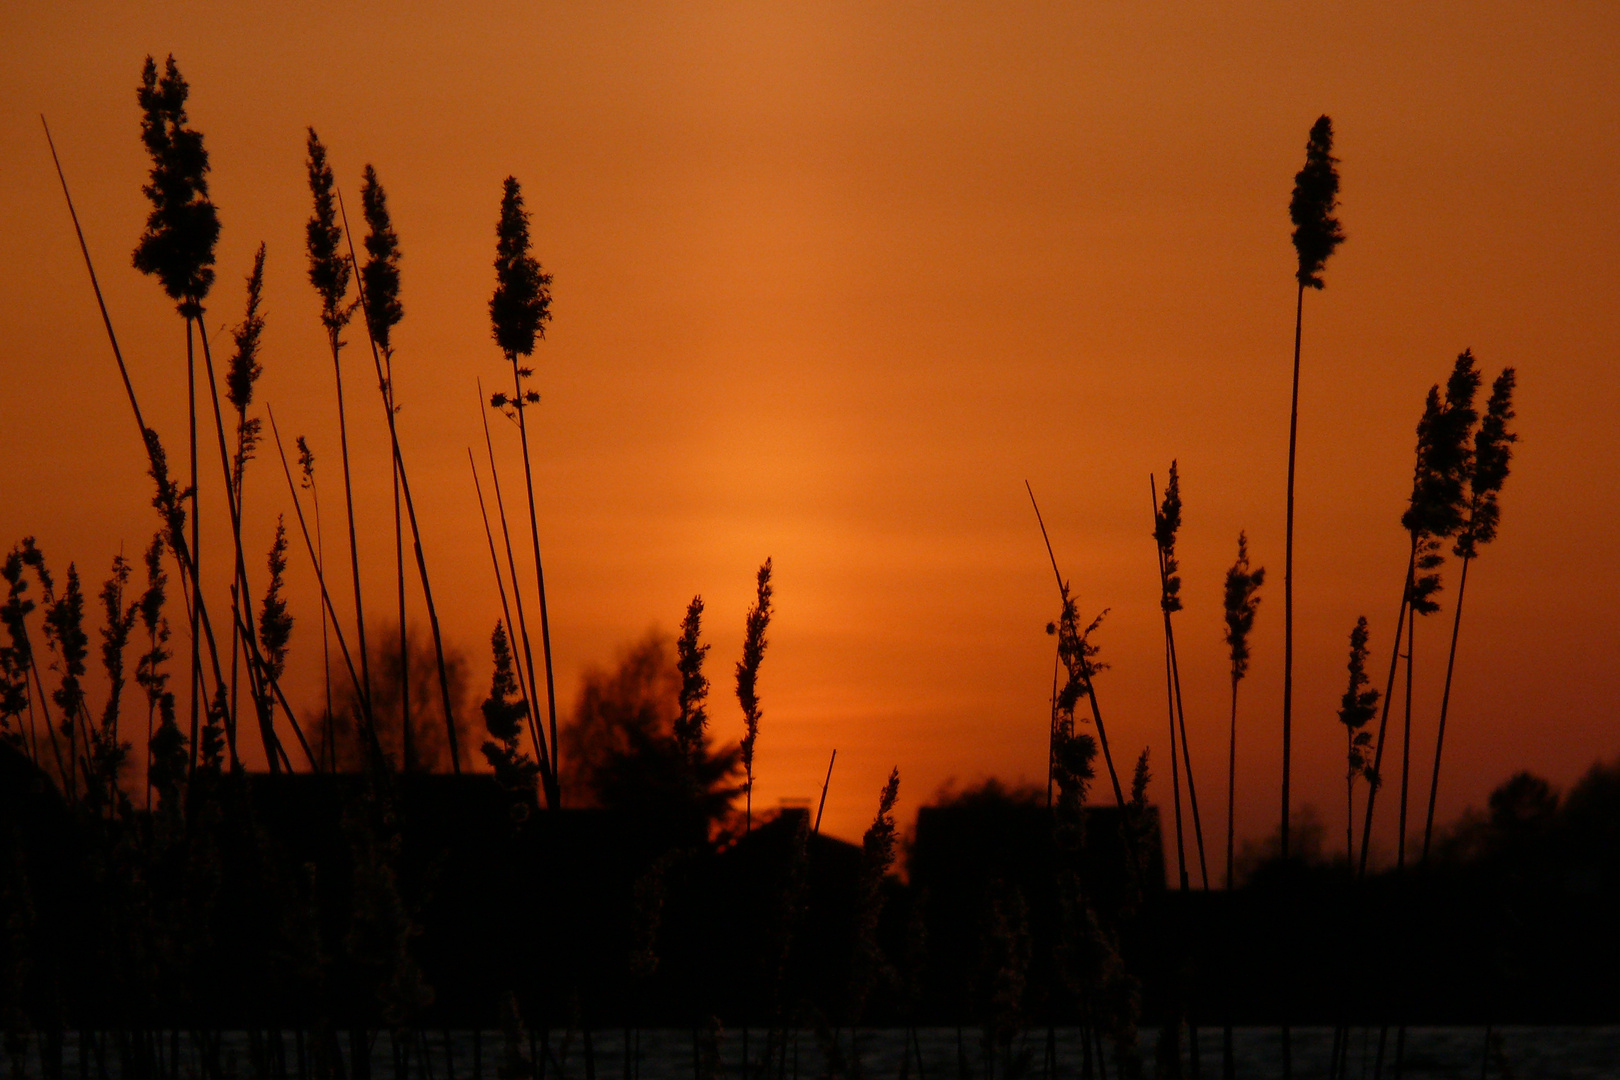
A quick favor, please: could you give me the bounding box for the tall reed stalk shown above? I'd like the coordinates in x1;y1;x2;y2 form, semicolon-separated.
488;176;560;808
224;245;266;758
736;560;773;834
1151;464;1208;889
131;55;222;776
297;438;337;770
305;129;374;733
478;385;556;799
1220;531;1263;1080
1336;618;1379;863
1220;532;1264;890
1283;114;1344;863
343;170;462;772
1420;368;1515;861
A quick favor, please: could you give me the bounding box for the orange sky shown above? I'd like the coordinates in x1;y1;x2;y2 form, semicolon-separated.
2;2;1617;862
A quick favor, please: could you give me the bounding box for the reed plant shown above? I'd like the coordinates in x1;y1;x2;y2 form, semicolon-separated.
346;165;462;773
1282;114;1345;864
1219;532;1263;891
1026;483;1124;808
1335;617;1379;864
736;560;773;834
297;437;337;770
306;128;376;742
674;597;711;767
476;387;555;799
1357;351;1480;874
224;243;266;750
488;176;561;808
1150;463;1208;890
131;55;222;774
1420;368;1516;861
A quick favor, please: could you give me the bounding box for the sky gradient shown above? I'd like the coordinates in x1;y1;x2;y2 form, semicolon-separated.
2;1;1617;860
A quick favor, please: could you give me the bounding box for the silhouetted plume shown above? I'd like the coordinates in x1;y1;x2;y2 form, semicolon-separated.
88;554;136;814
227;245;267;489
481;620;538;808
1405;350;1482;612
1222;531;1263;893
360;164;404;353
674;594;710;762
737;558;773;829
44;564;88;744
850;767;902;1022
489;176;552;359
225;244;266;411
257;519;293;686
1153;461;1183;613
304;129;350;332
1338;617;1379;780
1290;115;1344;290
132;55;219;314
1456;367;1518;560
1132;748;1151;806
1222;532;1264;684
142;427;190;551
0;542;46;738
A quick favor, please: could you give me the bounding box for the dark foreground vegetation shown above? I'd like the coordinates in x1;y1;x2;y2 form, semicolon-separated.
5;744;1618;1033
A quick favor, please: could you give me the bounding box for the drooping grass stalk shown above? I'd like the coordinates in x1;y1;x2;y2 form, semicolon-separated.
339;176;461;773
477;387;555;796
1284;114;1345;866
1151;465;1208;889
488;176;561;807
736;559;773;834
198;286;280;770
267;405;376;754
1220;532;1264;890
1421;368;1516;862
1025;482;1125;807
305;129;374;725
1358;352;1480;873
298;439;336;770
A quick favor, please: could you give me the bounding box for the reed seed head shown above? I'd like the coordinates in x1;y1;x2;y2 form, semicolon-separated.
673;594;711;762
258;518;293;684
1154;462;1183;613
1222;531;1265;684
360;164;404;353
735;558;773;778
226;243;266;413
489;177;552;359
132;55;220;315
1456;367;1518;559
1338;616;1380;782
305;129;351;333
1290;114;1345;290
